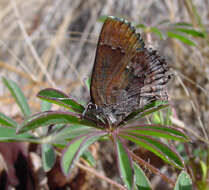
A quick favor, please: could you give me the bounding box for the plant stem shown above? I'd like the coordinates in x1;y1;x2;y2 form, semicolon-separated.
129;150;175;187
76;162;127;190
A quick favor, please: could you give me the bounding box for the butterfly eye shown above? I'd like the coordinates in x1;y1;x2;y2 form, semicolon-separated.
89;104;96;110
86;102;97;111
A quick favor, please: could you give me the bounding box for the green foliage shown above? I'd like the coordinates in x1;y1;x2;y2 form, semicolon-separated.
37;88;85;113
115;136;134;190
41;100;52;112
172;28;204;38
174;171;192;190
1;74;191;188
0;126;37;142
150;27;164;39
61;132;106;176
2;77;31;116
42;143;56;172
121;133;184;169
134;162;152;190
122;18;206;47
82;150;96;167
17;110;98;133
167;31;196;46
0;112;18;128
121;125;189;142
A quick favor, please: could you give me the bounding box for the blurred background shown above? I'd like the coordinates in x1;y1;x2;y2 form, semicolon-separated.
0;0;208;189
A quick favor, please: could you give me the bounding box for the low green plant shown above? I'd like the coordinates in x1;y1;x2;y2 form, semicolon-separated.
0;77;193;189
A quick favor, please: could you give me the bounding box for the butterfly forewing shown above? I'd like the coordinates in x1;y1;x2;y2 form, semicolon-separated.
89;16;171;127
90;17;144;107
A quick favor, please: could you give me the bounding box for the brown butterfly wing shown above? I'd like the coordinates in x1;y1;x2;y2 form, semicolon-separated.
117;47;170;113
102;47;170;118
90;17;144;107
90;17;170;126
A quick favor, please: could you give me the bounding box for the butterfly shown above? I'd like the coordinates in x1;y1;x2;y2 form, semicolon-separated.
87;16;171;128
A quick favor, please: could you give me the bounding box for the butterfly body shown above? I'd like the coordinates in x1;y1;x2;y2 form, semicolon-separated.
88;16;170;128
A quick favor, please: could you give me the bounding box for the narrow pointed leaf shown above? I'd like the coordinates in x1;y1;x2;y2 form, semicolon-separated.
135;24;146;28
199;160;207;181
133;162;152;190
98;15;108;22
50;125;95;145
173;22;193;27
0;126;36;142
61;131;106;176
2;77;31;116
167;31;196;46
120;134;184;169
173;28;205;38
42;143;56;172
61;136;85;175
165;108;172;125
152;110;164;124
17;111;98;133
37;88;85;113
174;171;192;190
0;113;18;128
138;103;169;119
121;125;189;142
85;78;91;92
82;150;96;167
158;19;170;25
125;101;169;122
41;100;52;111
115;136;134;190
40;100;52;135
150;27;164;39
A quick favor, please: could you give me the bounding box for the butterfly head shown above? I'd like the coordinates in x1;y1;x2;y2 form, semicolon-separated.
86;102;124;129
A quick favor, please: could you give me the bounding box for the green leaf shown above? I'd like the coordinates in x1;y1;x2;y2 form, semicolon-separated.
115;136;133;190
2;77;31;116
173;22;193;27
17;111;98;133
49;125;95;145
0;126;36;142
165;108;172;125
158;19;170;25
152;110;164;124
40;100;52;135
125;100;169;123
98;15;108;22
85;78;91;92
133;162;152;190
82;150;96;167
41;100;52;112
167;31;196;46
173;28;205;38
120;134;184;169
199;160;207;181
150;27;164;39
135;24;146;28
121;125;189;142
62;136;85;175
61;131;106;176
37;88;85;113
0;113;18;128
174;171;192;190
41;143;56;172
